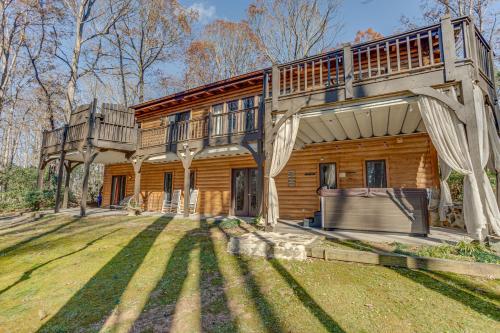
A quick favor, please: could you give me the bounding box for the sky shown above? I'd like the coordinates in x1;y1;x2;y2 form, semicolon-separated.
181;0;425;43
164;0;426;78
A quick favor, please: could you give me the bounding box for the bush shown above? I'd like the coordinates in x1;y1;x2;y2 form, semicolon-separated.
0;166;56;212
393;241;500;264
216;218;241;229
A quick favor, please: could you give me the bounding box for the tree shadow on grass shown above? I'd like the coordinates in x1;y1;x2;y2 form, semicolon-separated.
337;239;500;321
239;225;345;333
199;219;238;332
131;220;238;332
37;216;172;333
0;229;121;297
0;217;80;256
216;223;287;333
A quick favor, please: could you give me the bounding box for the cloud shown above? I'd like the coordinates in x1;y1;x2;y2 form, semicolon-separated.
189;2;216;23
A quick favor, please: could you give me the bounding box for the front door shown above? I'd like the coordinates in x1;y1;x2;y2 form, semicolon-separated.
232;168;257;216
110;175;126;205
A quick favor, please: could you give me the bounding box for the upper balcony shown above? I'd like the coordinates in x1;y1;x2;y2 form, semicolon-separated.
266;16;496;108
40;103;137;160
137;106;260;156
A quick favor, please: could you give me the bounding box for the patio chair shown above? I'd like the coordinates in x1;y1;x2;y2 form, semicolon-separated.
178;189;199;215
109;195;132;210
162;189;181;214
189;189;199;214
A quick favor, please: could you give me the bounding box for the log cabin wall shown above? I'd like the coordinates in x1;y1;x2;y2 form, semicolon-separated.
102;132;437;219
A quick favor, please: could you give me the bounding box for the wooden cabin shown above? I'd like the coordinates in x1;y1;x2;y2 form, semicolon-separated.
39;16;499;239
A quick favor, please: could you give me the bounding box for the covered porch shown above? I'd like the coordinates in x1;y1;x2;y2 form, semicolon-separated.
265;85;500;241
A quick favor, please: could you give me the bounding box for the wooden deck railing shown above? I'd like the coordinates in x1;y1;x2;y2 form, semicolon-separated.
41;103;137;153
271;17;493;99
138;107;259;150
474;27;494;82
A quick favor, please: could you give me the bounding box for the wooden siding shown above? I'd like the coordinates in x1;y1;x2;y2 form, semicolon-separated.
103;133;437;219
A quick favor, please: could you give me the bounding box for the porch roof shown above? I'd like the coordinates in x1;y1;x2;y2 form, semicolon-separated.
294;97;426;148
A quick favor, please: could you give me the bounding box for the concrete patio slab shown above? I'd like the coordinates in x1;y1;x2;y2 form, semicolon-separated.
276;220;473;246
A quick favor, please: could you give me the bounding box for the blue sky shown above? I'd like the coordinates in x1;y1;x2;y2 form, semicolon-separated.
182;0;425;42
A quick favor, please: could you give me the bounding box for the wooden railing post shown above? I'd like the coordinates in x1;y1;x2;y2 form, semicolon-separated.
440;15;456;82
271;65;280;111
466;18;479;81
343;43;353;99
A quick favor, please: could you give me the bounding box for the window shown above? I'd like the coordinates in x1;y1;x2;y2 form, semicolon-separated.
190;171;196;192
227;100;238;133
164;172;173;202
212;103;224;114
227;100;239;112
365;160;387;188
319;163;337;189
242;97;255;131
242;97;254;109
212;104;224;135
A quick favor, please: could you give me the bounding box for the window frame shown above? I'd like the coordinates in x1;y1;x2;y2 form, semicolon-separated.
364;159;388;188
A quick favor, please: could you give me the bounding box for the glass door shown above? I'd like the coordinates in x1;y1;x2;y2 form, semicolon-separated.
232;168;258;216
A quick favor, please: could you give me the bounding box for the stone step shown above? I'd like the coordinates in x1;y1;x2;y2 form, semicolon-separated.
227;231;321;261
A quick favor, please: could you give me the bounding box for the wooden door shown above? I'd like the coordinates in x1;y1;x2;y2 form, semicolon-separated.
110;175;126;205
232;168;257;216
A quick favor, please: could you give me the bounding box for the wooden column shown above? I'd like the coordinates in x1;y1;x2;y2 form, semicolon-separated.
177;144;200;217
54;126;68;213
80;148;98;217
37;157;47;191
440;15;456;82
343;43;353;99
62;161;80;209
80;99;98;217
132;157;145;203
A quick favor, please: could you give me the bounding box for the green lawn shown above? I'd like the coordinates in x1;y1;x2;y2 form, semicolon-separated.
0;215;498;333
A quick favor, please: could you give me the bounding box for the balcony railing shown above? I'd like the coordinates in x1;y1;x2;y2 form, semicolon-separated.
271;17;494;99
138;107;259;150
41;103;136;153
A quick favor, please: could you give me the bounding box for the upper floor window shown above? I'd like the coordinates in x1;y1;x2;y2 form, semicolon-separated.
242;96;254;110
161;110;190;125
212;103;224;114
227;100;239;112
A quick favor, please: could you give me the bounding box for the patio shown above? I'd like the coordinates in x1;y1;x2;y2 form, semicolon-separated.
276;219;473;246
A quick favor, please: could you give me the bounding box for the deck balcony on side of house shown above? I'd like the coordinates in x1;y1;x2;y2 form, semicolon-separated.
265;16;496;114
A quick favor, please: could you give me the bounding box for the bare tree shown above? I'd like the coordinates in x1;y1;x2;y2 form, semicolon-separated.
55;0;130;122
247;0;343;64
110;0;196;104
0;0;30;120
184;19;264;88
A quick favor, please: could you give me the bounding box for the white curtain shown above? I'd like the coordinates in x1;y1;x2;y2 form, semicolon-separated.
267;114;300;225
438;157;453;221
472;86;500;236
417;94;486;240
486;105;500;172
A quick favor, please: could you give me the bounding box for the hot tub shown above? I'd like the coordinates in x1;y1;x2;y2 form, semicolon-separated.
319;188;429;236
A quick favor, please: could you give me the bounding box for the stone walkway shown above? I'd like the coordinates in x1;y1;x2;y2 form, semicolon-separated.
276;219;472;246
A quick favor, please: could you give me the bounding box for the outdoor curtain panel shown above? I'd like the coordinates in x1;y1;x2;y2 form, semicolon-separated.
268;114;300;225
438;157;453;222
418;85;500;239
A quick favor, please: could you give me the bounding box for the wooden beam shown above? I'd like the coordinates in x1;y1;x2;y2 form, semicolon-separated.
54;126;68;213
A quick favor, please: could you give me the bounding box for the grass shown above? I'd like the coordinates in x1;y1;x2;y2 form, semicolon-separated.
0;215;498;332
